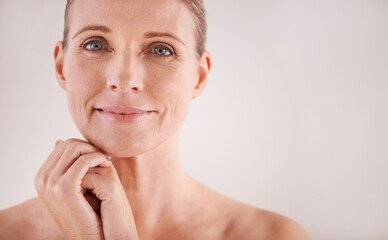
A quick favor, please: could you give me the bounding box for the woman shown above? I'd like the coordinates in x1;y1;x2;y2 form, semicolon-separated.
0;0;309;239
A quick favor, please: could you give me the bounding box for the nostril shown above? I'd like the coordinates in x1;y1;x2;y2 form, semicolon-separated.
109;84;118;90
107;78;144;92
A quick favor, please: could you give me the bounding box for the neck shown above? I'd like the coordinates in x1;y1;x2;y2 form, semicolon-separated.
110;132;198;234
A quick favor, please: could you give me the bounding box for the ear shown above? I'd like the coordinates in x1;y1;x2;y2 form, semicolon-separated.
54;41;67;91
192;50;212;99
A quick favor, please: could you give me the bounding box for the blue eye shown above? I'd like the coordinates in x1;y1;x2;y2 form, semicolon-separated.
83;40;106;51
150;45;173;56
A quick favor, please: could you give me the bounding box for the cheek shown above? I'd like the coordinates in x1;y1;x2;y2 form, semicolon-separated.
66;57;106;92
64;57;106;121
146;63;194;119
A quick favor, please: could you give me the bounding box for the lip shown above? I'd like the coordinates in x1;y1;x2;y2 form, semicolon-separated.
95;106;155;123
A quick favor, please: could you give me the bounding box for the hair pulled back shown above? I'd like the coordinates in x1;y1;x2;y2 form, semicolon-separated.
62;0;207;58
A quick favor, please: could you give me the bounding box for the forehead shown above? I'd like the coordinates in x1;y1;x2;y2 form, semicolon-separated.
68;0;196;44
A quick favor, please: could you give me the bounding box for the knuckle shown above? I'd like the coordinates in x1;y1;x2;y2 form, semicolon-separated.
64;139;96;154
34;173;48;192
34;175;42;192
34;177;42;190
63;138;75;145
33;172;40;185
64;140;80;151
35;177;58;196
63;138;84;150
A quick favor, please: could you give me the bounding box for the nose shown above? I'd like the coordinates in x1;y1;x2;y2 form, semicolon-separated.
107;53;144;92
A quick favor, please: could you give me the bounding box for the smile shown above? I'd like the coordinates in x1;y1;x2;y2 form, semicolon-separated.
95;106;154;123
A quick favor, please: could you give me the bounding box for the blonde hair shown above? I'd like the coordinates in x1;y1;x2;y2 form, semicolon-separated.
62;0;207;58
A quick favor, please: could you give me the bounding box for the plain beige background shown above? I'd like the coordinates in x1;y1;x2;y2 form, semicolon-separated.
1;0;387;239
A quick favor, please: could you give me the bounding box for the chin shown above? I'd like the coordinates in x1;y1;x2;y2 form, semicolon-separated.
101;143;150;158
82;132;157;158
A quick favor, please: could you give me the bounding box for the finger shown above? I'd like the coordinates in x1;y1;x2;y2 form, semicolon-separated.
51;139;102;180
81;168;138;239
64;152;112;188
81;167;118;201
55;139;63;147
82;161;114;195
39;139;81;175
36;140;67;183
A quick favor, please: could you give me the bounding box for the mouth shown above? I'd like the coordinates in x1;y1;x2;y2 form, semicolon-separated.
95;106;155;123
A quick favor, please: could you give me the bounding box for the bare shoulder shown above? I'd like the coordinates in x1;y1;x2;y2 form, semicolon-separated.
223;201;309;240
0;197;65;240
256;208;310;240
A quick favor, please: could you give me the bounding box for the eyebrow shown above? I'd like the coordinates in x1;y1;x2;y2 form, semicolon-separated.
72;25;112;40
144;31;185;46
72;25;185;46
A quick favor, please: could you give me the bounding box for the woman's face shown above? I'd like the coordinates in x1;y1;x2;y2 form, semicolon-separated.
55;0;210;157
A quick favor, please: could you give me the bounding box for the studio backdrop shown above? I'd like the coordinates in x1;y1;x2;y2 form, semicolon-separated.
0;1;387;239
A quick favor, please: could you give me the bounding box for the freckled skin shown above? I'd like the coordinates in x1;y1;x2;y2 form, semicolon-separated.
0;0;309;239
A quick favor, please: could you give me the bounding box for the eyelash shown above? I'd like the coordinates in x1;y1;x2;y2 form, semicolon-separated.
82;39;107;52
81;38;176;57
148;44;175;57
